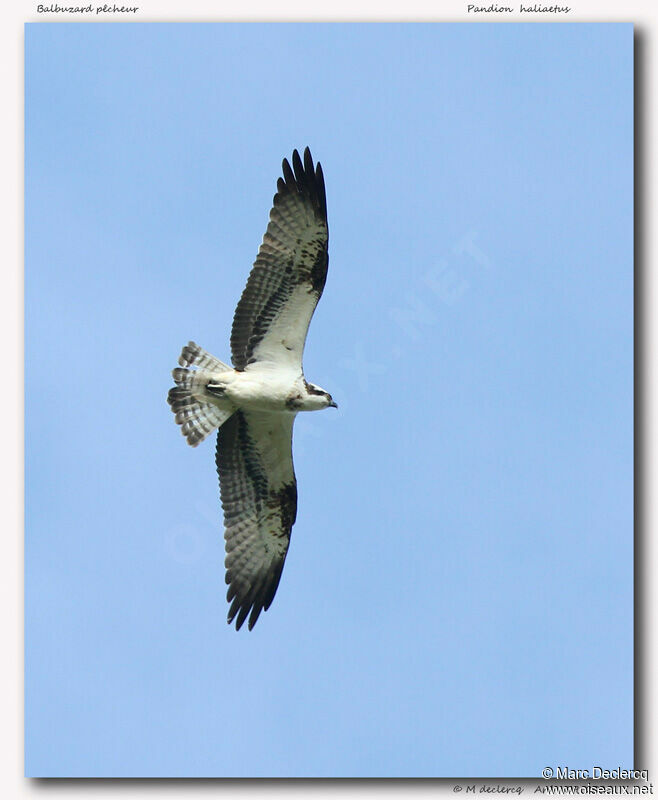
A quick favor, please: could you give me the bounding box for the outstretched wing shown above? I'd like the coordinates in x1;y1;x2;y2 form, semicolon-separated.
230;147;329;372
216;410;297;630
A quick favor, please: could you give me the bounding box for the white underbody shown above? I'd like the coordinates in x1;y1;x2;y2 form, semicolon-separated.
203;364;327;414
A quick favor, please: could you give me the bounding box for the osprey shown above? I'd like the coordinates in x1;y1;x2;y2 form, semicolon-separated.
167;148;336;631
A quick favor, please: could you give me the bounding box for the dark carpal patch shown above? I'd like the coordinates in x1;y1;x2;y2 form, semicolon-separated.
272;482;298;533
310;247;329;294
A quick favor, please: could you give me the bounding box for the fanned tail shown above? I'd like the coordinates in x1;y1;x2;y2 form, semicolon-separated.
178;341;231;372
167;342;235;446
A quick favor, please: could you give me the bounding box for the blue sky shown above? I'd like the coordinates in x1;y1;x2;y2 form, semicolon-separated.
25;23;633;777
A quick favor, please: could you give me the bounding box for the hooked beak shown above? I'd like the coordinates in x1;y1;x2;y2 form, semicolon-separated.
329;400;338;409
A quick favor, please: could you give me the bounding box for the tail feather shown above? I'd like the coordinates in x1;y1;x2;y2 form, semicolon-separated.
168;342;234;447
178;341;230;372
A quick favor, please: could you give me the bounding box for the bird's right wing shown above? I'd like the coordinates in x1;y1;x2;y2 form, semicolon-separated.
230;147;329;372
216;410;297;630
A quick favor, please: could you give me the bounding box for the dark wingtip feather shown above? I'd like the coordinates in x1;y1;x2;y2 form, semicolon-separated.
263;561;286;611
236;603;250;630
227;595;242;626
315;162;326;217
224;564;282;631
292;148;305;185
226;600;266;632
303;146;313;177
281;156;296;190
274;147;326;223
248;604;264;630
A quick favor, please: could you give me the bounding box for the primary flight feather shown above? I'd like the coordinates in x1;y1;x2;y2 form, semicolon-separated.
167;148;336;631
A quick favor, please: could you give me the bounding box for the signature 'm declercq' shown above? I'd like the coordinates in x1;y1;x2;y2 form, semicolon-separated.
167;148;336;631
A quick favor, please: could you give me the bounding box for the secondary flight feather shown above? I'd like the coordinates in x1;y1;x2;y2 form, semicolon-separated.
167;148;336;631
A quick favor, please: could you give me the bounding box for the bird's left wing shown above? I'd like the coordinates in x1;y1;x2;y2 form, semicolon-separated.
216;410;297;630
230;147;328;372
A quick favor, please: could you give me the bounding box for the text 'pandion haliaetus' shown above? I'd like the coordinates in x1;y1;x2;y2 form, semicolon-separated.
167;148;335;631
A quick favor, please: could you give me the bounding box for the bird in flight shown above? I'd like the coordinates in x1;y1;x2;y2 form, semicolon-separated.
167;148;336;631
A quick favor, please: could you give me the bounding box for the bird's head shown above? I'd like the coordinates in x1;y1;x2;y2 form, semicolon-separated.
304;382;338;410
